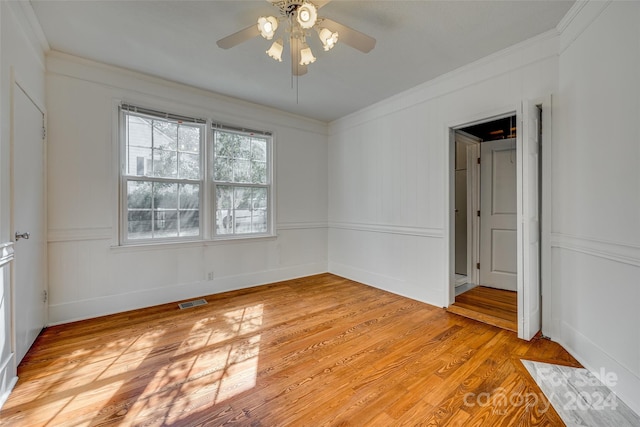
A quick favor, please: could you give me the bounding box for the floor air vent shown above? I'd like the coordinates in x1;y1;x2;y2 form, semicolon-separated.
178;299;207;309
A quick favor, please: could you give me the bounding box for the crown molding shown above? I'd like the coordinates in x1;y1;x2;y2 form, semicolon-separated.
557;0;612;54
13;0;50;52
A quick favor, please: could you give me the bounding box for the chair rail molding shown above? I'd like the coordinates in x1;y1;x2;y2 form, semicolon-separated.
329;221;444;239
550;232;640;267
0;242;15;267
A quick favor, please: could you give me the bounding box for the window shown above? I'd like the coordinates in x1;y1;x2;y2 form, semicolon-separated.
213;128;270;236
119;105;272;244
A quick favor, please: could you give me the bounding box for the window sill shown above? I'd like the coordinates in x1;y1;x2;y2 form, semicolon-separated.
110;233;278;253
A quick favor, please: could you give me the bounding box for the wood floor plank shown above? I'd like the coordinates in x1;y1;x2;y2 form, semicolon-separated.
449;286;518;332
1;273;581;426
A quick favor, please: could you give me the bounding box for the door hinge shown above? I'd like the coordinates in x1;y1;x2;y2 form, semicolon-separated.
476;262;480;269
43;290;48;303
477;210;480;217
477;157;481;164
42;127;46;140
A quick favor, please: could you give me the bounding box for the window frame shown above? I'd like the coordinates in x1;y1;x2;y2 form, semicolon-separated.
119;106;206;245
118;104;275;246
211;126;274;239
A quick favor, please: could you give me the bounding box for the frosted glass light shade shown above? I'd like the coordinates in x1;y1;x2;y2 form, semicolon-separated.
296;3;317;29
318;28;338;51
266;39;284;62
299;45;316;65
257;16;278;40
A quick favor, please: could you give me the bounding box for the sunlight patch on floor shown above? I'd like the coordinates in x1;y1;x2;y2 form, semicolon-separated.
119;304;264;424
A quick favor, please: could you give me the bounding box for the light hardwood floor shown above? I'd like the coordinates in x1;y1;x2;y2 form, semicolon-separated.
448;286;518;332
1;274;579;426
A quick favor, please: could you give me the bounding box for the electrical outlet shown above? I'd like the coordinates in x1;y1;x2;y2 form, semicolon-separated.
207;271;214;281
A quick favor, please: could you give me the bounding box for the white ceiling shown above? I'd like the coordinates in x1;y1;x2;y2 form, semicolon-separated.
30;0;574;122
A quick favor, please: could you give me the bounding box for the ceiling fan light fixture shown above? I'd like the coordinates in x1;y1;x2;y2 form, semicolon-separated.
266;38;284;62
318;27;338;51
257;16;278;40
217;1;376;76
299;44;316;65
296;3;318;29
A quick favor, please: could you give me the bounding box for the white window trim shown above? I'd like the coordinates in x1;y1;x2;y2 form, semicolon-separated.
117;102;276;247
211;125;274;240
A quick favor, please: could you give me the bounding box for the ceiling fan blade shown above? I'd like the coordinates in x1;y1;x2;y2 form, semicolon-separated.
216;24;260;49
321;18;376;53
290;36;308;76
315;0;332;9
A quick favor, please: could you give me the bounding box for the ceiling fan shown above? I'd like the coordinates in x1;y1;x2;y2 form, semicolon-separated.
216;0;376;76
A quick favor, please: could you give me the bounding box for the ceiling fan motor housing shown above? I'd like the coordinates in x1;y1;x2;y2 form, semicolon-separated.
271;0;314;18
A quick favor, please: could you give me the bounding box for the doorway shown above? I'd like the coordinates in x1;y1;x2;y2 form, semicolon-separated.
447;101;544;340
451;116;519;331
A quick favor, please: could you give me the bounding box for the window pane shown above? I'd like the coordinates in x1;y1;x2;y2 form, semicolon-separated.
251;187;267;232
179;183;199;210
215;132;239;157
153;149;177;178
178;152;200;180
217;185;232;209
238;136;251;159
251;160;267;184
250;137;267;183
179;184;199;235
178;125;200;153
127;181;152;240
214;130;270;187
128;210;152;240
251;138;267;161
180;210;199;236
127;116;152;176
153;182;177;238
233;159;251;183
128;116;152;148
154;182;177;209
216;185;233;234
127;181;152;209
233;187;252;234
252;187;267;209
153;121;177;151
154;210;178;238
128;146;152;176
214;157;232;181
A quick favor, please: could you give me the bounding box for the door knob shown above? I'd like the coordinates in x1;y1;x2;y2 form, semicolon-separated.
15;231;30;241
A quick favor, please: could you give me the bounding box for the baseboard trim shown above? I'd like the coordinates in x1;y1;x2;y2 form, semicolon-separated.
0;376;18;411
48;262;327;325
328;261;442;308
0;351;17;411
555;321;640;417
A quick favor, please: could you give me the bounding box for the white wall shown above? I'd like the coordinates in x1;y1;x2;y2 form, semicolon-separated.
328;0;640;415
328;31;559;307
7;0;640;417
46;53;328;325
0;1;46;407
552;1;640;414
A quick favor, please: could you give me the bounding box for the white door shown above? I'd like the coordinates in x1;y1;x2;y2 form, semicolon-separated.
12;83;46;363
479;138;517;291
517;101;541;340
